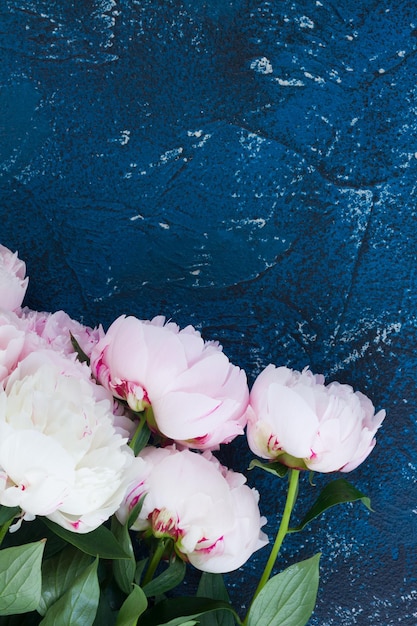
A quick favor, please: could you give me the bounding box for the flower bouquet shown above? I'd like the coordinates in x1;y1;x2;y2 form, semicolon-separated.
0;244;385;625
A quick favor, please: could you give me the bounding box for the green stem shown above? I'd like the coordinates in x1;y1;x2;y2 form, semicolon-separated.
129;418;144;449
243;469;300;625
141;539;167;587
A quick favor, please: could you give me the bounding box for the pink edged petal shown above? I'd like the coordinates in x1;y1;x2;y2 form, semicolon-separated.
188;482;268;573
340;439;376;473
152;391;245;444
308;419;356;472
152;392;221;439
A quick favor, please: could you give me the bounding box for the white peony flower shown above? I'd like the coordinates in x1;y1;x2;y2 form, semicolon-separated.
0;350;138;532
117;445;268;573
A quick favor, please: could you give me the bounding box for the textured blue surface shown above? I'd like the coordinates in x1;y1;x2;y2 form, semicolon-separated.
1;1;417;623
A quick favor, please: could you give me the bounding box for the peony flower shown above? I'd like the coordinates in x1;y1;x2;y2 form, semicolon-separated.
0;349;138;532
0;245;28;311
20;308;104;359
246;365;385;473
90;315;249;450
117;445;268;573
0;310;27;384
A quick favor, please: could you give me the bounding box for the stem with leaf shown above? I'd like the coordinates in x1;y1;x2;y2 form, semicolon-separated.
243;468;300;625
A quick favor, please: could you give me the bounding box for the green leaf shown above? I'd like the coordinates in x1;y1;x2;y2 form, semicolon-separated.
93;590;118;626
0;507;19;526
38;545;93;615
142;557;186;597
196;573;234;626
248;459;289;478
246;554;320;626
129;420;151;457
70;332;90;364
39;556;100;626
42;519;130;559
111;518;136;595
1;518;65;559
0;540;46;616
115;584;148;626
138;597;240;626
290;478;372;532
134;559;148;586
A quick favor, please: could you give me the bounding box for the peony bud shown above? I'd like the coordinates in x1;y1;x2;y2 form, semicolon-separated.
246;365;385;473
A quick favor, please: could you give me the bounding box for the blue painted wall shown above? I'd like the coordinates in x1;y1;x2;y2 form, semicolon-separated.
1;1;416;622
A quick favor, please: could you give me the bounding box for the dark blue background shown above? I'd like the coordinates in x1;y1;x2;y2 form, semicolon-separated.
1;1;416;623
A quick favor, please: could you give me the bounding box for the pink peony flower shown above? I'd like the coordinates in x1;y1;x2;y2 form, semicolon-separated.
0;310;27;384
0;245;28;311
117;445;268;573
0;349;139;533
90;315;249;450
246;365;385;473
20;308;104;359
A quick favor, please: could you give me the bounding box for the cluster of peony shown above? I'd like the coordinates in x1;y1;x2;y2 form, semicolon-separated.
0;244;385;573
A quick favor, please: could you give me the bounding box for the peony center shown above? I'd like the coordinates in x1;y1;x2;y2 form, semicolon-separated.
149;507;182;542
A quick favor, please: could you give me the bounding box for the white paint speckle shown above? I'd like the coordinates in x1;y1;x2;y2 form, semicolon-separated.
275;77;305;86
108;130;130;145
304;71;325;84
160;147;183;163
246;217;266;227
250;57;273;75
239;132;266;154
329;69;342;83
299;15;314;29
120;130;130;144
188;131;211;148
